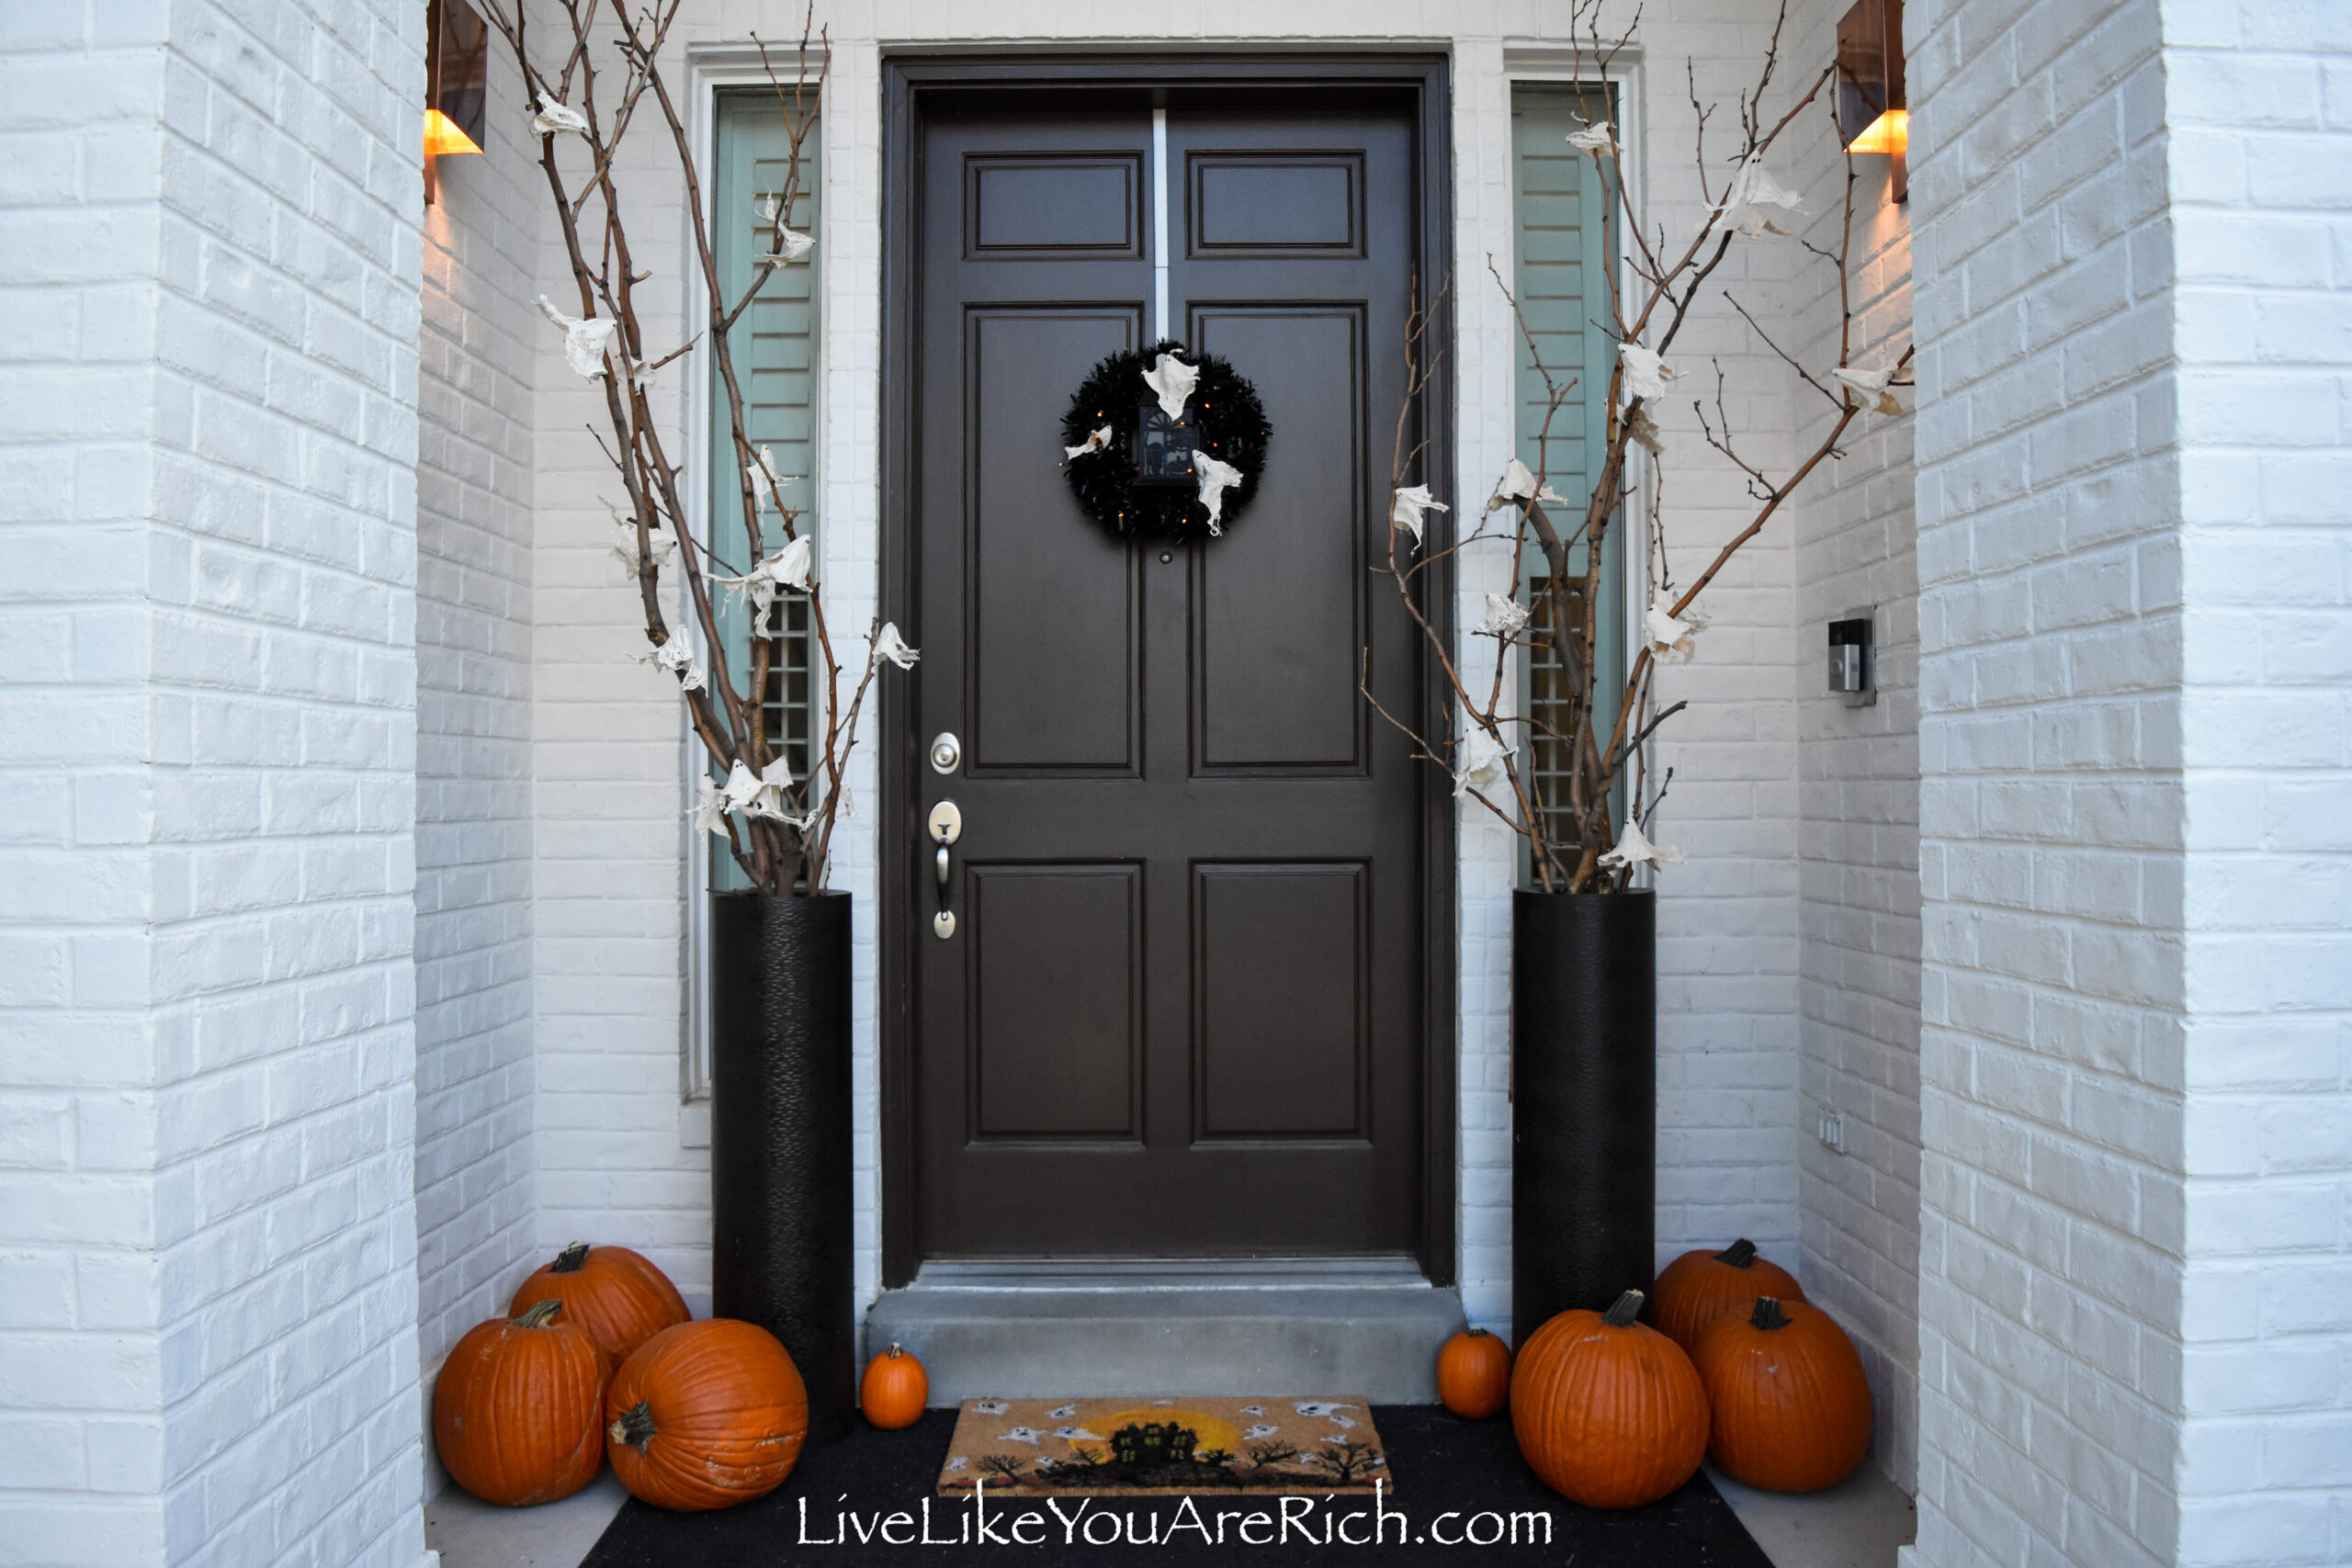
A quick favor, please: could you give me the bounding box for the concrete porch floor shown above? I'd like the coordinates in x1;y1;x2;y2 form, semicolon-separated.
424;1450;1917;1567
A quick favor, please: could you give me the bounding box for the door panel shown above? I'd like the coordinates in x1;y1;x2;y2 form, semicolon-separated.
967;309;1142;773
971;864;1141;1140
1195;863;1366;1139
910;93;1425;1261
1193;307;1364;772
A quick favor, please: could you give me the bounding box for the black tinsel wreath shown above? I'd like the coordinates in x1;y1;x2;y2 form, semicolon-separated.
1057;339;1270;540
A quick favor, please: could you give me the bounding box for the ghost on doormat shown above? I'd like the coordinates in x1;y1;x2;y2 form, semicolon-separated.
935;1397;1390;1497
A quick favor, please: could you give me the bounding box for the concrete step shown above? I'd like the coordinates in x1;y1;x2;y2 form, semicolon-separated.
865;1258;1465;1405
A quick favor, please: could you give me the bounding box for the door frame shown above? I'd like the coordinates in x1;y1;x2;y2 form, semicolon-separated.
877;53;1457;1288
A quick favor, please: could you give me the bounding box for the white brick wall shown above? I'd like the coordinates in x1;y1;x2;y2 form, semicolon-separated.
1907;0;2188;1562
413;14;537;1419
509;0;1816;1338
0;2;428;1563
2164;4;2352;1563
1786;0;1925;1492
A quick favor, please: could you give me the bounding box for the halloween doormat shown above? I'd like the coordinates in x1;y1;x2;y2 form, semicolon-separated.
936;1397;1388;1496
579;1405;1776;1566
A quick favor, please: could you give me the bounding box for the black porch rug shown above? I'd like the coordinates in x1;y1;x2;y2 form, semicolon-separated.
579;1405;1772;1565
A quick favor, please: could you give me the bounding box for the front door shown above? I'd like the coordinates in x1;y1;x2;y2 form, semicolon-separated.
900;80;1438;1265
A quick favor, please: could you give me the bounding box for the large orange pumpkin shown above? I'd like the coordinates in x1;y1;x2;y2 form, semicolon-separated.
1692;1296;1872;1492
1651;1238;1805;1354
434;1299;609;1506
1510;1289;1710;1508
1437;1327;1512;1418
511;1243;690;1366
860;1342;928;1429
605;1318;808;1510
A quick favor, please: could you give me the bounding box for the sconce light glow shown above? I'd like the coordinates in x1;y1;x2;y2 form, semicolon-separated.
1844;107;1907;156
424;108;484;159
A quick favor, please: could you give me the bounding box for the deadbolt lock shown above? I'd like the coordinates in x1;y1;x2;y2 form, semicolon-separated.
929;731;962;774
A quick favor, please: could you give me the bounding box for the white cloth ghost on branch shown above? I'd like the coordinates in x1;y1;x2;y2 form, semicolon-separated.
752;197;816;265
1476;592;1532;638
1598;814;1685;872
1488;457;1566;513
711;534;814;617
1389;485;1448;549
1063;425;1113;462
1618;344;1675;403
1643;600;1710;663
1625;405;1665;456
531;95;590;138
1566;118;1614;153
1193;450;1244;536
1710;151;1807;240
649;638;706;692
606;502;678;582
536;294;618;379
1830;364;1904;415
744;445;801;509
690;773;729;838
871;622;920;671
1453;728;1515;800
1141;352;1199;422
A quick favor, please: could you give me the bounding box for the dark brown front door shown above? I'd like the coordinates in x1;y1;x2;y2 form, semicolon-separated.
904;83;1433;1263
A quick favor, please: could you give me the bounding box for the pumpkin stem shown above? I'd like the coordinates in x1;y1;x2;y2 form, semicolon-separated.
552;1242;592;1273
608;1400;658;1453
1749;1296;1791;1331
1602;1290;1644;1327
1465;1326;1488;1338
1713;1238;1759;1269
509;1299;564;1329
888;1342;904;1359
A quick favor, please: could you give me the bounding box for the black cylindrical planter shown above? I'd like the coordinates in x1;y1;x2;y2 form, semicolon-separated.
1511;888;1656;1348
710;890;855;1450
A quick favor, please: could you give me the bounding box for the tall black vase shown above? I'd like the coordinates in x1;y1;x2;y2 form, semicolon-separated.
1511;888;1656;1348
709;890;855;1450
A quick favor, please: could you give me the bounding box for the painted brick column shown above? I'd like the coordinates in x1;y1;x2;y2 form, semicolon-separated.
0;3;428;1565
1908;0;2352;1564
2165;4;2352;1562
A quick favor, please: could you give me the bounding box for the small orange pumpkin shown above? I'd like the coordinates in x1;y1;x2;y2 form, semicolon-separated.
511;1242;690;1367
1510;1289;1710;1508
1651;1238;1805;1354
433;1299;609;1506
605;1318;808;1510
1437;1326;1512;1418
860;1342;928;1429
1692;1296;1872;1492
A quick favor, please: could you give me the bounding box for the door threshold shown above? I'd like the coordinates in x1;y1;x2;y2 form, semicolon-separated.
909;1255;1430;1291
868;1260;1464;1403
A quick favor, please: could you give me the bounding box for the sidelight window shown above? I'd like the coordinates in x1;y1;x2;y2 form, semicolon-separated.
1510;82;1626;852
707;93;820;893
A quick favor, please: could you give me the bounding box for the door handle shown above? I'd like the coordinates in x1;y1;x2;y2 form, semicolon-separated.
928;800;961;939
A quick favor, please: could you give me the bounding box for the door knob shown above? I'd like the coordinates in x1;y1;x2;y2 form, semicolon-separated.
929;800;961;938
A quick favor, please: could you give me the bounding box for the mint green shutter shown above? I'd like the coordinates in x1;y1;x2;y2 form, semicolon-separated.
709;94;819;889
1510;84;1623;851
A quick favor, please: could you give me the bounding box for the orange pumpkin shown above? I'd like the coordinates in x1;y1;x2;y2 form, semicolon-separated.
511;1242;690;1366
860;1342;928;1429
433;1299;609;1506
605;1318;808;1510
1651;1238;1805;1354
1437;1326;1512;1418
1692;1296;1872;1492
1510;1289;1710;1508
